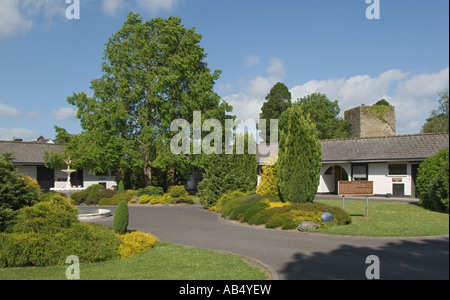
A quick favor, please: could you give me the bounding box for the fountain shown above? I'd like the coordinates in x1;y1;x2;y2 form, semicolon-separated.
50;158;86;198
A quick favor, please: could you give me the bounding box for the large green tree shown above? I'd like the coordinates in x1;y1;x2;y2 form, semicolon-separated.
280;93;351;140
422;89;449;133
63;13;232;187
277;105;322;203
259;82;292;140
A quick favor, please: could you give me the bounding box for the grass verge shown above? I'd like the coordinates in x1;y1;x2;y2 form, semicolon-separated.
0;242;268;280
315;200;449;237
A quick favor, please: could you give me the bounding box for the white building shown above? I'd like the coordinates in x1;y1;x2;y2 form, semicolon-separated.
0;140;117;191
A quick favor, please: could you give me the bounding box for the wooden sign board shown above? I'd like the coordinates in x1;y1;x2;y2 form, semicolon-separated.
339;181;374;196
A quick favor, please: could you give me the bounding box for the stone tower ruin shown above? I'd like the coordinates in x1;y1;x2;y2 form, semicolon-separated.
344;105;396;138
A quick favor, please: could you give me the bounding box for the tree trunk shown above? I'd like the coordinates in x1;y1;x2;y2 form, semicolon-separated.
167;167;175;187
144;164;152;186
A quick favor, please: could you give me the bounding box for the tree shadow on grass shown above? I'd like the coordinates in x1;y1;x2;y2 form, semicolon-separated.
279;238;449;280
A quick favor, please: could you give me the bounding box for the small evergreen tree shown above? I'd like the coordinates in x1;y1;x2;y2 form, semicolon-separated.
113;200;129;234
118;180;125;194
277;106;322;203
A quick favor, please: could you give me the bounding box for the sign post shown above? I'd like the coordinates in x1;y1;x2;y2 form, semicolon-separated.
338;181;374;217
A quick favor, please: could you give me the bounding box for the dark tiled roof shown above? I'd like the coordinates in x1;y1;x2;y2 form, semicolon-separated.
0;141;63;165
321;133;449;162
256;133;449;164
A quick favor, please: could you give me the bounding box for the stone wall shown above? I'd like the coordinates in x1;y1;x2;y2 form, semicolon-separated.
345;105;396;138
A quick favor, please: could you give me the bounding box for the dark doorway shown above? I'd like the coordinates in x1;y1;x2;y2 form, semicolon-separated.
70;170;84;188
37;166;54;192
393;183;405;197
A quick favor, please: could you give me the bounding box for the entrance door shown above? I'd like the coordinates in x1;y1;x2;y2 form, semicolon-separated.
393;183;405;197
37;166;54;192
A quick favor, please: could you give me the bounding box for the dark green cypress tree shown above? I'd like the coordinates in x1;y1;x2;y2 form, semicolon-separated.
113;200;129;234
277;105;322;203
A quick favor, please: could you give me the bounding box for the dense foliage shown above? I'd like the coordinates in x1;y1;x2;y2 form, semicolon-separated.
277;105;322;203
0;195;121;267
0;153;42;232
214;192;351;230
198;134;257;208
417;148;449;213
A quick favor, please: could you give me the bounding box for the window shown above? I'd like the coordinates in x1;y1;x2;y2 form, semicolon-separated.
324;166;333;175
352;163;368;181
95;171;108;176
389;164;407;175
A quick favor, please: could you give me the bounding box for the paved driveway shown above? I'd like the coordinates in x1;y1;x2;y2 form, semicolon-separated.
93;205;449;280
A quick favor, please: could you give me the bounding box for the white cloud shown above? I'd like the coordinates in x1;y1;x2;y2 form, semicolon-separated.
101;0;124;17
0;103;21;118
222;67;449;136
0;0;32;39
52;107;77;121
0;0;66;39
267;58;286;79
134;0;180;14
244;55;260;68
0;128;39;141
289;67;449;134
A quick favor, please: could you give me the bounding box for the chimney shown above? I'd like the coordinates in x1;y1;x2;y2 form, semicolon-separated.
345;105;396;138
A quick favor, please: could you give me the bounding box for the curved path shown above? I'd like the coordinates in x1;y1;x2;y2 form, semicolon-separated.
93;205;449;280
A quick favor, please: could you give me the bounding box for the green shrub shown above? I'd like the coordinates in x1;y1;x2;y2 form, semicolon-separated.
417;148;449;212
70;190;89;205
13;195;79;235
99;189;116;199
165;186;194;204
98;193;133;205
0;154;42;232
136;186;164;197
86;184;106;193
113;200;129;234
0;224;121;268
118;181;125;193
138;195;167;205
218;193;351;230
0;195;122;268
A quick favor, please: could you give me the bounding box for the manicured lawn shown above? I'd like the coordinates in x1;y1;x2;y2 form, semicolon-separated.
315;200;449;237
0;242;268;280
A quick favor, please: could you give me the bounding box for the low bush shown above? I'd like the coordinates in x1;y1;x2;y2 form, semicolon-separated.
217;192;351;230
98;193;133;205
99;189;116;199
0;223;121;268
117;231;158;259
0;195;122;268
165;186;194;204
138;195;167;205
13;194;78;234
136;186;164;197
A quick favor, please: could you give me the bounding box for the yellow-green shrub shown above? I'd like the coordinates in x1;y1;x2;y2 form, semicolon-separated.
256;156;279;197
117;231;158;259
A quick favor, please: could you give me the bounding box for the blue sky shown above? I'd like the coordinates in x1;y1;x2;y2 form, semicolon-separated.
0;0;449;141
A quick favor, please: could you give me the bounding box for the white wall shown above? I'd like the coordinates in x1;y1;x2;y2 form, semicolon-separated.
318;162;412;196
17;165;37;179
83;168;117;189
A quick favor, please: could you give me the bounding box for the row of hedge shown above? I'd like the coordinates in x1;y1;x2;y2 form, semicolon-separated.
212;192;351;230
70;185;193;206
0;194;157;268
